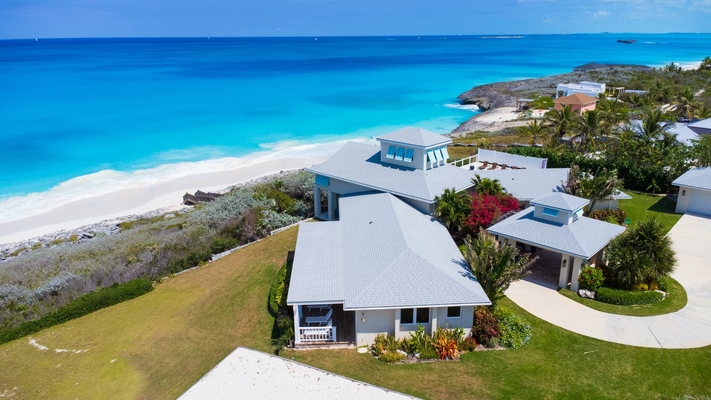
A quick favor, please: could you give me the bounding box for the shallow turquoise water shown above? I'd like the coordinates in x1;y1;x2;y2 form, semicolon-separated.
1;34;709;199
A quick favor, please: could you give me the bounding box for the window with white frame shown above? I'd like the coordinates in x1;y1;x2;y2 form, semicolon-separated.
386;145;396;159
404;148;414;162
395;147;405;161
542;207;559;217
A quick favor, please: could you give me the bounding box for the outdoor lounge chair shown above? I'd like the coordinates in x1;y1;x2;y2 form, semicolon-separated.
500;164;509;170
478;161;490;170
487;162;498;170
305;309;332;325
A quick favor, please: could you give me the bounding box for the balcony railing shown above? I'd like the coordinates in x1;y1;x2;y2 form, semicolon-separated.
299;326;337;342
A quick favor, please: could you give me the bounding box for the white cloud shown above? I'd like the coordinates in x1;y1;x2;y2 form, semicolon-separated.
593;9;610;18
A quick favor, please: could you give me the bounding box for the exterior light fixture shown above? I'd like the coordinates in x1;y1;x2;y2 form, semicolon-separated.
361;312;366;322
682;190;686;196
562;259;567;269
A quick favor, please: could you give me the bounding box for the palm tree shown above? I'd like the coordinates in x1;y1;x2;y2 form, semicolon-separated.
434;188;471;234
697;104;711;120
675;87;698;121
462;232;536;307
571;110;605;151
545;105;575;139
563;164;623;216
607;218;676;290
635;109;673;146
598;98;630;130
517;120;549;146
471;175;506;196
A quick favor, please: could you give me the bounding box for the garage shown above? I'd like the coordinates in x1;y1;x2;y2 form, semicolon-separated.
673;168;711;217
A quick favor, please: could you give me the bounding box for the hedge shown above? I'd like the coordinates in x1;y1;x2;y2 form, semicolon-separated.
596;286;664;306
0;278;153;345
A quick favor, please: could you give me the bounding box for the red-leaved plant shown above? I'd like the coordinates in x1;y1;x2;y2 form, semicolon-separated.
464;194;519;231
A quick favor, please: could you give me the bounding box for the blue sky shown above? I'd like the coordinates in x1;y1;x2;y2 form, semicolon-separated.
1;0;710;39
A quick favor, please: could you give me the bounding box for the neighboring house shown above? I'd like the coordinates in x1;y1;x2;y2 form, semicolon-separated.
286;192;491;347
473;164;631;210
672;167;711;217
668;123;702;146
687;118;711;136
487;192;626;292
307;127;474;220
556;81;606;98
553;93;598;114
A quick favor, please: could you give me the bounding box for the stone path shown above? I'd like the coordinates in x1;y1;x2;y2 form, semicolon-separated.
506;214;711;348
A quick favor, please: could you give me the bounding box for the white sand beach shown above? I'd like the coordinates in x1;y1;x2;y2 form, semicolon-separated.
0;157;324;245
473;106;519;123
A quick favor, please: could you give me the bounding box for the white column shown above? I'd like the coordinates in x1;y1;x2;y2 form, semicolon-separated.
430;307;438;335
558;254;570;288
293;305;301;344
394;309;401;338
570;257;583;292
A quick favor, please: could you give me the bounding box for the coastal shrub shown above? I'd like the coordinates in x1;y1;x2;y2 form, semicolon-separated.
0;171;314;330
418;344;438;360
434;335;459;360
0;278;153;345
590;209;626;225
273;311;294;349
268;262;291;316
493;306;532;349
373;333;399;356
596;287;664;306
459;336;478;352
578;266;605;292
463;194;519;232
379;351;405;363
471;306;499;345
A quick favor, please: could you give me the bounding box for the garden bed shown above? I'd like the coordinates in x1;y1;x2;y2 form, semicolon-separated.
558;277;687;317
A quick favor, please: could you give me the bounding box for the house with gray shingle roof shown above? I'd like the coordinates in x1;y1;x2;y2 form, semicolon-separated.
287;192;490;346
487;192;626;291
673;167;711;217
307;127;474;220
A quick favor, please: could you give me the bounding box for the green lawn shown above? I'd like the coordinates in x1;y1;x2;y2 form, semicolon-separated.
1;227;709;399
619;191;682;233
557;277;687;317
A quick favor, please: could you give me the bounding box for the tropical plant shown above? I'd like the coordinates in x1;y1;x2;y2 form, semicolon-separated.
563;164;623;216
701;56;711;70
462;231;536;307
545;105;575;139
578;265;605;291
531;96;554;109
675;87;699;121
597;98;630;130
518;120;550;145
434;335;459;360
691;135;711;167
471;174;506;196
606;218;676;290
493;306;532;349
471;306;499;345
463;194;519;231
571;109;606;151
434;188;471;234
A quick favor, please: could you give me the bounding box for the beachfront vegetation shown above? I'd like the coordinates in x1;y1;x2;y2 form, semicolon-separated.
434;188;471;234
0;171;315;331
462;231;536;308
563;164;623;216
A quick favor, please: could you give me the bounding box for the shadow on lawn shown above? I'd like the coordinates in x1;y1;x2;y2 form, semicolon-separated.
647;195;677;214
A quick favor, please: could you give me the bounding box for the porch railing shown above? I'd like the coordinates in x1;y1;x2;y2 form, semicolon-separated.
299;326;337;342
448;155;477;168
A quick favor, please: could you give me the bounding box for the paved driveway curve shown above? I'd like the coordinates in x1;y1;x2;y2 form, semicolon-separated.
505;214;711;348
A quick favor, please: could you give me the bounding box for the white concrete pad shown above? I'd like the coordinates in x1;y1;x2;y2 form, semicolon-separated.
506;214;711;349
179;347;416;400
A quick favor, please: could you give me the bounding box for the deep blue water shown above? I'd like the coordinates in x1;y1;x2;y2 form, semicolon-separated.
1;34;710;200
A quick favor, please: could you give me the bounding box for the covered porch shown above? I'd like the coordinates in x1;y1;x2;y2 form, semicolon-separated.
293;303;355;347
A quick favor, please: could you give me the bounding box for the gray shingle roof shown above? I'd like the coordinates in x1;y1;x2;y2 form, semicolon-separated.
287;193;491;309
376;127;451;148
688;118;711;136
530;192;589;212
473;168;568;201
307;142;474;203
487;207;626;260
672;167;711;191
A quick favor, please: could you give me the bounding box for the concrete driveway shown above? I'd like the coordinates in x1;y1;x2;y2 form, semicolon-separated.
505;213;711;348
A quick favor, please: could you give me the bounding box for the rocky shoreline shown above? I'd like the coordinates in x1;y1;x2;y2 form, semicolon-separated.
0;169;304;262
451;66;646;135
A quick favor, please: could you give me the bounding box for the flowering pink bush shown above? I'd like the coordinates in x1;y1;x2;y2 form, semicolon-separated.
463;194;519;231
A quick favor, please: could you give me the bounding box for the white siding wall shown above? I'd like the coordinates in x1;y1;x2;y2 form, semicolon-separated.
379;142;426;170
677;186;711;216
355;309;395;346
533;206;573;225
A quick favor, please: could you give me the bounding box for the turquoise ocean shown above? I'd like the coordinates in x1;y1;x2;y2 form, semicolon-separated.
1;34;710;222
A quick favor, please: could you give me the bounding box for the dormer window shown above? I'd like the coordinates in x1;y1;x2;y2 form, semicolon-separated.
395;147;405;161
404;149;414;162
427;150;436;164
434;148;444;162
441;147;449;161
542;208;559;217
386;146;397;159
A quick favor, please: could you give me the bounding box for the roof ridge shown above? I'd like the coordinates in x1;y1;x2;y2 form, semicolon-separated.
346;247;410;308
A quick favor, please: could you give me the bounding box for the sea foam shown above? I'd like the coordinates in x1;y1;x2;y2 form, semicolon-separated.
0;138;372;225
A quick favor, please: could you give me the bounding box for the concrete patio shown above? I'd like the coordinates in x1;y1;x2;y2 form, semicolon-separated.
506;213;711;348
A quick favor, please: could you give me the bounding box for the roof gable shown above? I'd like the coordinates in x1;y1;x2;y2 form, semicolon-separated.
376;127;452;148
672;167;711;191
554;93;598;105
530;192;589;212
